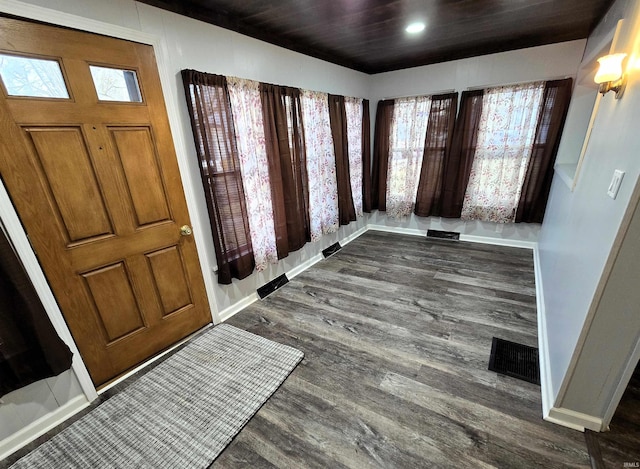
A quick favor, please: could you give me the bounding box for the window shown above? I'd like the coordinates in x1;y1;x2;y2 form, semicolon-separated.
386;95;432;218
0;54;69;98
461;82;545;223
345;97;364;217
181;70;255;284
183;70;368;282
89;66;142;102
301;90;339;241
227;77;279;271
195;95;251;259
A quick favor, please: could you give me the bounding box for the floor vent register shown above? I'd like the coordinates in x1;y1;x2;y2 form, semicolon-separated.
488;337;540;385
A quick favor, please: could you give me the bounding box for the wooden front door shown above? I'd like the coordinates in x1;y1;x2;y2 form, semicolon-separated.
0;17;211;386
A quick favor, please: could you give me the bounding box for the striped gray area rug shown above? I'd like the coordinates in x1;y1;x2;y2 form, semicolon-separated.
11;324;303;468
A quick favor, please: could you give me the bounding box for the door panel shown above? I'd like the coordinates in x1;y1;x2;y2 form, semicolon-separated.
25;126;114;242
0;17;211;386
146;246;194;316
82;262;146;343
109;127;171;226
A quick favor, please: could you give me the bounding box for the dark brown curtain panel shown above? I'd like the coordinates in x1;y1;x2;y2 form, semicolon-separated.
371;99;395;211
260;83;288;258
362;99;373;213
439;90;484;218
516;78;573;223
328;94;356;225
1;227;72;397
414;92;458;217
181;69;255;284
260;83;310;255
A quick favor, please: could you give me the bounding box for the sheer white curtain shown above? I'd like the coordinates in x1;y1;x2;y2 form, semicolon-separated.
386;95;432;218
227;77;278;271
300;90;339;241
345;97;363;217
461;82;545;223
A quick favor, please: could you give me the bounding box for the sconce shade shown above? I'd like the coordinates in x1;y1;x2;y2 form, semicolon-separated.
594;53;627;84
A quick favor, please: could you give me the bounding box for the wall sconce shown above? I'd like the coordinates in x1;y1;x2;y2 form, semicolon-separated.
594;53;627;99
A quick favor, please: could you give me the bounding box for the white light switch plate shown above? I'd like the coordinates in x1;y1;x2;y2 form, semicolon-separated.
607;170;625;199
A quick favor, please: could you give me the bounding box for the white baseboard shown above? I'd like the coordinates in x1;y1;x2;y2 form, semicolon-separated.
286;253;323;280
218;292;260;323
366;224;537;250
546;407;604;432
0;395;89;461
533;245;605;433
460;234;536;250
366;224;424;237
340;225;369;245
534;245;556;424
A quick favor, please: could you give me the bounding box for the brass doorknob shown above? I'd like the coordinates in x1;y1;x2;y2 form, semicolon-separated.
180;225;193;236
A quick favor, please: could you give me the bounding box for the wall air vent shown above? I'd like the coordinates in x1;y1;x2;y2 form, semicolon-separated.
322;242;342;258
426;229;460;240
257;274;289;299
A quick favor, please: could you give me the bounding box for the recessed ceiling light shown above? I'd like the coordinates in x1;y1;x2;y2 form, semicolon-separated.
406;22;426;34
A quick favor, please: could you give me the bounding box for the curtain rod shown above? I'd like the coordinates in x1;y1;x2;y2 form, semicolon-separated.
382;88;456;100
466;75;574;91
380;74;572;100
225;74;366;101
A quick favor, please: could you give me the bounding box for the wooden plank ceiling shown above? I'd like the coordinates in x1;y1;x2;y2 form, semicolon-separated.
138;0;615;74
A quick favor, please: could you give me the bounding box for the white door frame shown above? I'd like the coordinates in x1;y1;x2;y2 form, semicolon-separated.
0;180;99;401
0;0;221;399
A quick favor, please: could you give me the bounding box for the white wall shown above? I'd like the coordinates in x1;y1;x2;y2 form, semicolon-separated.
368;40;587;244
560;183;640;418
538;0;640;427
0;371;82;441
554;0;630;189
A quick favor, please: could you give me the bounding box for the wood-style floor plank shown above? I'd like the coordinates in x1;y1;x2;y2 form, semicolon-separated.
221;231;590;468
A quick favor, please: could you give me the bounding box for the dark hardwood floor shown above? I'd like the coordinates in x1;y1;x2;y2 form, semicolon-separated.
219;231;590;468
586;362;640;468
2;231;594;468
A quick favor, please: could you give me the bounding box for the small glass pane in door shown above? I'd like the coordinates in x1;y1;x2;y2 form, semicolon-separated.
89;66;142;102
0;54;70;98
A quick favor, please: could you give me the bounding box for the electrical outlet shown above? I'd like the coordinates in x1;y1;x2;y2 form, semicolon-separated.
607;170;625;199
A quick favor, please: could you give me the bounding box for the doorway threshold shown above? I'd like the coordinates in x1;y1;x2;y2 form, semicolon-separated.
97;323;214;395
